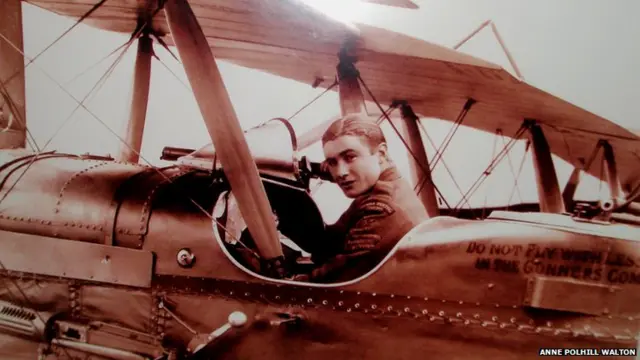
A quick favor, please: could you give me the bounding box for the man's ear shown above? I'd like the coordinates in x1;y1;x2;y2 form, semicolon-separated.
376;143;389;163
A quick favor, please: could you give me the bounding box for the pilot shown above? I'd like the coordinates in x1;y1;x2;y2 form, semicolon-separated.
294;113;429;283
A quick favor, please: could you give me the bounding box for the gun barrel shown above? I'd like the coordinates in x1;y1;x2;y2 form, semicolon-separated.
161;146;195;161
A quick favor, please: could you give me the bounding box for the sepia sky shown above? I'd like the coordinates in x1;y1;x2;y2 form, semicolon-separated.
17;0;640;221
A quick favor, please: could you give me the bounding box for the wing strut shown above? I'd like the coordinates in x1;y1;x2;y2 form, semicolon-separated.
601;140;623;204
563;140;624;211
337;46;366;116
357;74;451;211
528;120;565;213
164;0;284;272
391;102;439;217
118;30;153;163
0;0;27;149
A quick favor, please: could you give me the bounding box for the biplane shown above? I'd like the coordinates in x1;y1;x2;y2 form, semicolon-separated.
0;0;638;359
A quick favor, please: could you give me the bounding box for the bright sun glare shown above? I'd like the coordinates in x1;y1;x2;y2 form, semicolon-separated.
299;0;371;24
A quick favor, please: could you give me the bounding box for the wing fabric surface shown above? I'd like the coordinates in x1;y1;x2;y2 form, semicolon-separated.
26;0;640;189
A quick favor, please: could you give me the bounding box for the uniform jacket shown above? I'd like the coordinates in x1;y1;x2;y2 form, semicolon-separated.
310;166;429;282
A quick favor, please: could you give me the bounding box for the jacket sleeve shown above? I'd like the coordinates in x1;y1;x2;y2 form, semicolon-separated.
310;199;395;282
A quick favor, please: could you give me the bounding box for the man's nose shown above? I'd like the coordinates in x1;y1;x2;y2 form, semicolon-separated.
335;162;349;177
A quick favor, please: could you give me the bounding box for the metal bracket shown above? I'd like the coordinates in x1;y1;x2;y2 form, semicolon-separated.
523;276;637;316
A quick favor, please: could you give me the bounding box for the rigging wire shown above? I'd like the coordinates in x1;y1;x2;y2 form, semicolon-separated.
428;99;475;172
62;41;129;86
287;79;338;122
505;140;530;208
499;129;524;204
452;124;528;214
0;26;261;258
415;120;472;209
482;130;500;219
0;0;109;89
153;52;191;91
375;105;396;125
0;28;134;209
357;74;451;210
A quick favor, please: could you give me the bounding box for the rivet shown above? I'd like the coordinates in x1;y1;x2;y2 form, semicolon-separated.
346;308;352;313
371;305;377;310
459;301;464;305
387;306;393;311
355;303;360;308
307;298;313;304
487;283;494;289
456;312;463;318
322;300;328;305
442;300;446;303
244;292;250;297
390;294;394;298
546;321;552;327
492;316;498;321
424;297;429;301
404;307;410;313
406;296;411;300
338;301;343;306
510;317;517;323
422;309;428;315
372;293;376;297
474;314;480;319
438;311;445;316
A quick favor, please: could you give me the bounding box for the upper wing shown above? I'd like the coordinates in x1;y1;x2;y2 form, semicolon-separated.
27;0;640;191
360;0;418;9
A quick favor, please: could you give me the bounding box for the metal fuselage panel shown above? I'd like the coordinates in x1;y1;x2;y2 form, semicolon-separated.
0;151;149;245
0;150;638;358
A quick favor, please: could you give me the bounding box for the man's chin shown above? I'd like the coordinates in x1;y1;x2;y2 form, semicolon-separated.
342;187;363;198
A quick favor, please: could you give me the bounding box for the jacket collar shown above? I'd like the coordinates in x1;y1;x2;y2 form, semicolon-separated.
378;165;401;182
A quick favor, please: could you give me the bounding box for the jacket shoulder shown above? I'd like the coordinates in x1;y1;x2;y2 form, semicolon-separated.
352;189;395;216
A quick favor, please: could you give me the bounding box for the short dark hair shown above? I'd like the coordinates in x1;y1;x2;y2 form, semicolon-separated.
321;113;386;151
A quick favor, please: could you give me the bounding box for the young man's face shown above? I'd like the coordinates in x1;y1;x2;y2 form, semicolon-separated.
322;135;386;198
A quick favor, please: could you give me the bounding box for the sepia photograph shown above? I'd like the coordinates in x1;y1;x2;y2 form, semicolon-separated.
0;0;638;358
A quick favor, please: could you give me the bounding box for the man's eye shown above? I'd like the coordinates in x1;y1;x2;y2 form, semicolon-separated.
345;154;356;162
